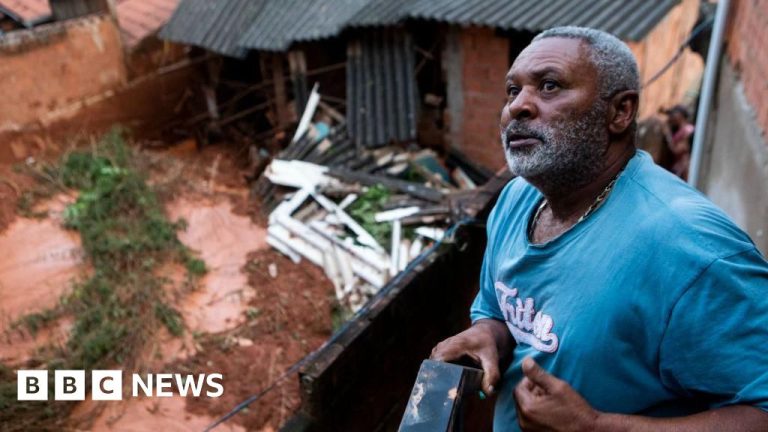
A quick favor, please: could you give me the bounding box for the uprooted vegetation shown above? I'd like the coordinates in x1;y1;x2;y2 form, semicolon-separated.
0;129;206;431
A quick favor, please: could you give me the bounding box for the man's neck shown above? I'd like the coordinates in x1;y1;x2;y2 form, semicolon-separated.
530;144;635;222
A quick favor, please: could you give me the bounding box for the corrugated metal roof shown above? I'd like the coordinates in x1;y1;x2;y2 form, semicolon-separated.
0;0;51;26
405;0;680;41
346;0;410;28
116;0;179;48
161;0;680;56
159;0;266;58
238;0;370;52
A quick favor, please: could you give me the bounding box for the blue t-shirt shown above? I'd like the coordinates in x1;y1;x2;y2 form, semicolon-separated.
470;150;768;431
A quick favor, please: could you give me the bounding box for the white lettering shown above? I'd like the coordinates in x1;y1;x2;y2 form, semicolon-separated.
175;374;206;397
206;374;224;397
495;281;559;353
17;370;48;401
155;373;174;397
132;374;153;397
55;370;85;401
92;370;122;401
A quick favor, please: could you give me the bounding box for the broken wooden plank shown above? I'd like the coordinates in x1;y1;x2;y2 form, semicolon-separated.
338;193;358;210
292;82;320;143
307;221;390;273
318;100;346;124
451;166;477;190
333;245;356;294
322;249;345;302
311;191;385;254
415;227;445;242
390;219;402;277
277;214;389;288
328;167;445;203
269;187;313;223
399;239;410;272
266;225;302;263
374;206;421;223
400;214;450;226
265;159;330;190
409;238;424;260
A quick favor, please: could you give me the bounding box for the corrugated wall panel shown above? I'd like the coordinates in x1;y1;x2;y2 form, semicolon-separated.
347;28;417;148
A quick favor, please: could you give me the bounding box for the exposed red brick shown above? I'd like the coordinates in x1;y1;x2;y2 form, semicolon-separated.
455;27;509;169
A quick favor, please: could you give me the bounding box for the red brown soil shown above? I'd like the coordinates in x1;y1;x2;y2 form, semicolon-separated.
151;138;259;220
183;249;336;430
0;164;37;233
0;138;336;430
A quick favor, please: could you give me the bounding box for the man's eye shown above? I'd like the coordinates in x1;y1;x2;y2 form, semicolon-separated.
507;86;520;97
542;80;560;92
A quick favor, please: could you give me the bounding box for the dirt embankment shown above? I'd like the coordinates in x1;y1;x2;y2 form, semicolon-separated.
184;249;335;429
0;164;37;233
0;140;336;431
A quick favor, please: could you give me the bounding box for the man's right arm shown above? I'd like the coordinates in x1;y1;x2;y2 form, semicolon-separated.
430;318;514;395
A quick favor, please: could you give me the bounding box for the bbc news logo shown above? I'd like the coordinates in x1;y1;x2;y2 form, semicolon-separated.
17;370;224;401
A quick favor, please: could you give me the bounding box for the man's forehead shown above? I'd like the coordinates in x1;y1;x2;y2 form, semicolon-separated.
507;37;590;79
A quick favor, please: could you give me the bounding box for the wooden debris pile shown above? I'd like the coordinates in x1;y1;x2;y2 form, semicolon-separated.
253;87;492;312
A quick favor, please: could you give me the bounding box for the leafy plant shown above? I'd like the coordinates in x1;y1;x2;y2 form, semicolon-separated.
1;128;207;430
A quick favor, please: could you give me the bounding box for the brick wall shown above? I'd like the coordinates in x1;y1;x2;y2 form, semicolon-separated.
627;0;704;119
455;27;509;171
727;0;768;139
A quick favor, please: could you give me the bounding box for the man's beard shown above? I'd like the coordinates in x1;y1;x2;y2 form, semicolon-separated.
501;102;609;189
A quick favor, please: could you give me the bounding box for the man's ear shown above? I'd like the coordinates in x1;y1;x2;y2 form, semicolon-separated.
607;90;639;135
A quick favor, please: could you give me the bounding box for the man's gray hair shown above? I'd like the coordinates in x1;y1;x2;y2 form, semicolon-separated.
533;26;640;100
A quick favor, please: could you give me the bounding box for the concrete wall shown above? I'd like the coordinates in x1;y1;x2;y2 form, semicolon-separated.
0;14;200;163
700;59;768;255
444;27;509;171
0;14;127;134
699;0;768;256
0;61;201;163
627;0;704;119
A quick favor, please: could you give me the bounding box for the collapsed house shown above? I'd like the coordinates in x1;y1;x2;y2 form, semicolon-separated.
160;0;704;169
250;85;492;311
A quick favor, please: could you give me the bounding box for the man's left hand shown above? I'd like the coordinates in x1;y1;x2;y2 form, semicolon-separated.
514;357;601;432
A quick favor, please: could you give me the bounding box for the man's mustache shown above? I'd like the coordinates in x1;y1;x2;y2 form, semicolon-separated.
502;122;547;145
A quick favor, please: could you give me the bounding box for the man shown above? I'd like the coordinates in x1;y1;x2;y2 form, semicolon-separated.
664;104;695;180
431;27;768;431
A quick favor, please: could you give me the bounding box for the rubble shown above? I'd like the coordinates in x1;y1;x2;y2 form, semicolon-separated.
252;87;490;312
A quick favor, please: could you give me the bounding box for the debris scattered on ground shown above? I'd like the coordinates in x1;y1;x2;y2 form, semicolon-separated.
253;90;491;312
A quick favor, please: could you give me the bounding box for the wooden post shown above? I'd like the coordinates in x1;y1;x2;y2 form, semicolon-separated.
289;50;309;114
272;53;291;130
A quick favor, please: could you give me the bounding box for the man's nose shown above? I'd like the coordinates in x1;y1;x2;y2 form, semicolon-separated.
506;87;538;120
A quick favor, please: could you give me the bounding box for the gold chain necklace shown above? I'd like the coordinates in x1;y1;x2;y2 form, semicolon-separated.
529;167;625;240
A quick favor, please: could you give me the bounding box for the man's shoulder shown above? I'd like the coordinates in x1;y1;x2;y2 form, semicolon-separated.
624;152;756;260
